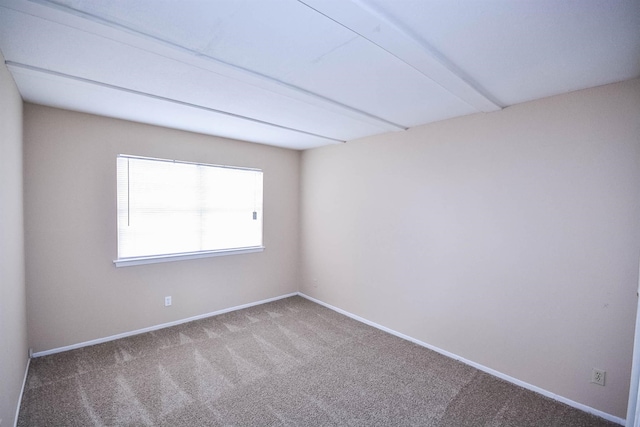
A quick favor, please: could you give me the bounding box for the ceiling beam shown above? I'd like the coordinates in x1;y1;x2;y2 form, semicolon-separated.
298;0;503;113
7;61;346;144
7;0;407;133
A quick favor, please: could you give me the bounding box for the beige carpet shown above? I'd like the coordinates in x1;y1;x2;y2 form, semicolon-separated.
18;296;618;426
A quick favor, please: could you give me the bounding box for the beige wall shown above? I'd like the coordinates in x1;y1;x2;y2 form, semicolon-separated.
301;79;640;418
0;52;28;426
24;104;301;352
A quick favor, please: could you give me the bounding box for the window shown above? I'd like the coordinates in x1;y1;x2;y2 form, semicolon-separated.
115;155;263;267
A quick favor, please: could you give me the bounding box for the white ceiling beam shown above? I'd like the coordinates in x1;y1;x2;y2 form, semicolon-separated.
3;0;407;133
7;61;346;144
298;0;503;113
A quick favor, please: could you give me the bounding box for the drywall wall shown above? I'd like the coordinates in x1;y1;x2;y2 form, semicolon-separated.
0;51;28;426
24;104;301;352
301;79;640;418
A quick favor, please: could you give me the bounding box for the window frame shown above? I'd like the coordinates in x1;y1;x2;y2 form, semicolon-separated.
113;154;264;268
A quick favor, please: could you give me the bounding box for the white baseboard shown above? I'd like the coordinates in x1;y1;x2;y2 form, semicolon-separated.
297;292;625;426
32;292;298;358
14;357;30;427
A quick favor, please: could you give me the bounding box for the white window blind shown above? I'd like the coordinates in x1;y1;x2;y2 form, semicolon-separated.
116;155;263;265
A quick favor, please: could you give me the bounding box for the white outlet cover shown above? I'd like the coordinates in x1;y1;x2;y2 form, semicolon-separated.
591;369;606;386
164;296;172;306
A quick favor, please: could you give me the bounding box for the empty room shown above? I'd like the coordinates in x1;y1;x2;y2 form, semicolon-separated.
1;0;640;426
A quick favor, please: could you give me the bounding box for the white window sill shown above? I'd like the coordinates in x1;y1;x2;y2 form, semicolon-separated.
113;246;264;267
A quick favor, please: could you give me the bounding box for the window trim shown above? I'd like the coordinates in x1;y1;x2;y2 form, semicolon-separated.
116;154;263;173
113;246;264;268
114;154;264;267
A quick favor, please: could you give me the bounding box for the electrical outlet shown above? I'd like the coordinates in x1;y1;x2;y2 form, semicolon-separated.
164;296;172;307
591;368;606;386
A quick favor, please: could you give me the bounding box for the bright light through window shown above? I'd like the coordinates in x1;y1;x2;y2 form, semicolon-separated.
116;155;263;263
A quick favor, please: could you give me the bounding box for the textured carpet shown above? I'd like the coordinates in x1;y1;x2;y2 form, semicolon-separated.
18;296;617;426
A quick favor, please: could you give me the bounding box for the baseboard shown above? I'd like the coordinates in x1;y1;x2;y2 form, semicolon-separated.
32;292;298;358
14;357;30;427
297;292;625;426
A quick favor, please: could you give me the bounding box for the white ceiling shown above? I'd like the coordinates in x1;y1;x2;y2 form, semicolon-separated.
1;0;639;150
